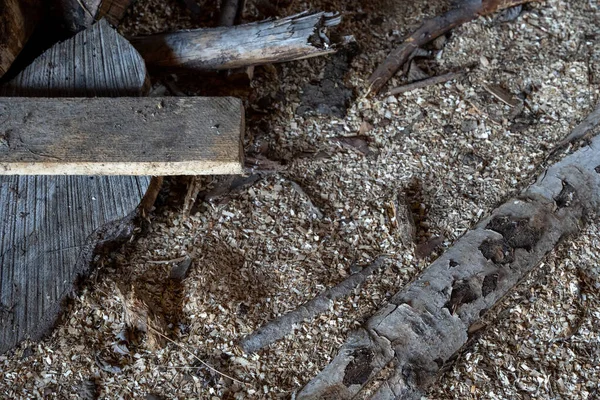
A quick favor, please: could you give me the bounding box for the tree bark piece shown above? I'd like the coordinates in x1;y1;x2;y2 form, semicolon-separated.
0;0;41;78
0;97;244;175
0;20;152;355
367;0;538;94
240;257;388;353
130;11;345;71
298;112;600;398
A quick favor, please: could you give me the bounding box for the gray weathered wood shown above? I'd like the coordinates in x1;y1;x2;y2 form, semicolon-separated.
129;11;344;71
0;97;244;175
0;20;152;355
298;118;600;399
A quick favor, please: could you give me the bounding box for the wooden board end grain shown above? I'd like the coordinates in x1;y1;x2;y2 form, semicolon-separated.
0;97;244;175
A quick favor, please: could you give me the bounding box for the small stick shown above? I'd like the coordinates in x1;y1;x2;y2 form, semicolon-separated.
147;324;248;386
387;71;464;95
239;256;389;353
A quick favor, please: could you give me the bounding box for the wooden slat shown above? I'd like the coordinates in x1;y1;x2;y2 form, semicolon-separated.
0;97;244;175
0;20;151;355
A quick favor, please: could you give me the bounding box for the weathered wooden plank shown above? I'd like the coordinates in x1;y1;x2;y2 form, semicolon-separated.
0;20;152;355
0;97;244;175
129;12;345;71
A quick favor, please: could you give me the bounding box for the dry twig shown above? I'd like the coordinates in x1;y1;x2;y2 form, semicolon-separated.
387;72;464;95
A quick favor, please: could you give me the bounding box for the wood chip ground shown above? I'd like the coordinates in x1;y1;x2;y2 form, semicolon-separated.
1;0;599;399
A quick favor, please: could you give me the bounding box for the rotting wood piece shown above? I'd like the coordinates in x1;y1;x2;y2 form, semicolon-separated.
367;0;539;94
0;0;41;78
0;97;244;175
0;20;152;355
130;11;348;71
298;111;600;399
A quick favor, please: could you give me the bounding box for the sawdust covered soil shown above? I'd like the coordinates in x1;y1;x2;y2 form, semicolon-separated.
1;0;600;399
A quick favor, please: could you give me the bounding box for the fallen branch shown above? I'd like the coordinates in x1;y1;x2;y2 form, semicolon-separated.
298;107;600;399
240;257;388;353
387;71;464;95
368;0;538;94
130;11;348;71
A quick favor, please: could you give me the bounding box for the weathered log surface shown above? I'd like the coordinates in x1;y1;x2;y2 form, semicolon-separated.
0;0;41;78
0;20;152;355
0;97;244;175
298;111;600;399
130;11;344;71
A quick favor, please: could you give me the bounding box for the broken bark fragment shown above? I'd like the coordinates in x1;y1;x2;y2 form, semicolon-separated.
130;12;348;72
298;107;600;399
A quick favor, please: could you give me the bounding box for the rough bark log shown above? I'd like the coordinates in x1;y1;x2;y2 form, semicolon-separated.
367;0;539;94
0;0;42;78
240;257;388;353
0;20;152;355
298;110;600;399
130;11;346;71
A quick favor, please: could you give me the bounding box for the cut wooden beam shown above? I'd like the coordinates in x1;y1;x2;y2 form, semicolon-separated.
0;20;151;355
0;97;244;175
0;0;42;78
129;11;346;71
298;110;600;399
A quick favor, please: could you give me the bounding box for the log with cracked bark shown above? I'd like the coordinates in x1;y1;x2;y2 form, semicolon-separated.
367;0;539;94
130;11;349;71
297;105;600;399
